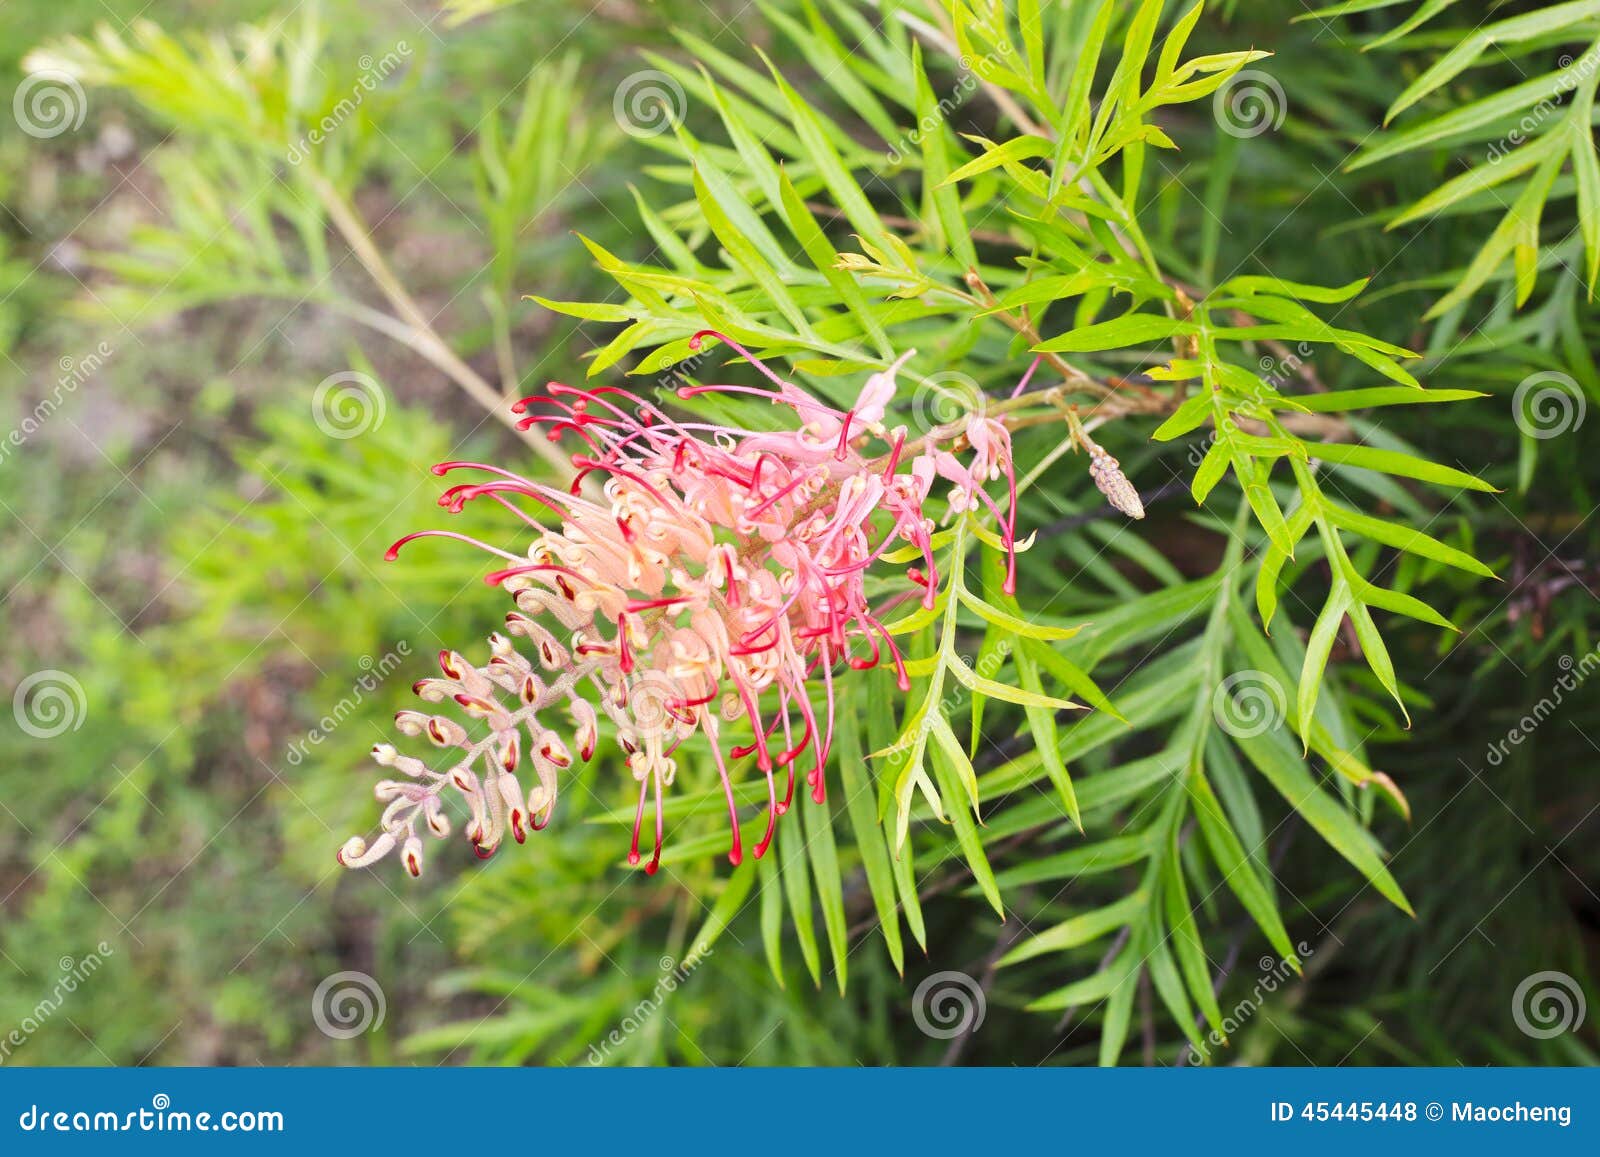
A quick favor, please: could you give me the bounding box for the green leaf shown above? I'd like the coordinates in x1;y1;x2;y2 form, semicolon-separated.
1234;727;1413;915
927;718;1004;917
777;816;822;987
801;779;850;994
836;696;905;973
760;48;893;255
1000;891;1148;966
1292;387;1486;413
912;42;978;270
959;585;1084;640
1222;274;1369;303
1385;1;1600;123
1311;441;1497;492
756;851;785;986
944;133;1052;185
1328;503;1496;578
1034;313;1193;352
1188;766;1299;966
948;652;1083;712
1298;581;1352;741
688;861;758;960
1162;844;1225;1035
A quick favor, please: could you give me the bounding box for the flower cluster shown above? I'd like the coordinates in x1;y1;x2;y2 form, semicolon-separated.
337;333;1018;876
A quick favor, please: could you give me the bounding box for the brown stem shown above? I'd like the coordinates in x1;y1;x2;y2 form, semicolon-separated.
306;170;568;472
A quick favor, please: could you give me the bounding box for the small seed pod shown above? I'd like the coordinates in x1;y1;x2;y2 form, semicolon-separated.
1088;448;1145;520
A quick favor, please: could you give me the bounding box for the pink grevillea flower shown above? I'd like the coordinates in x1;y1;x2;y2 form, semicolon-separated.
337;332;1018;878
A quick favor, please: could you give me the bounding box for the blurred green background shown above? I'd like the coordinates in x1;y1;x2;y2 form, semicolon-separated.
0;0;1595;1067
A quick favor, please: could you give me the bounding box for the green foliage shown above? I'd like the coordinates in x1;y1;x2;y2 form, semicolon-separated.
2;0;1594;1070
522;1;1494;1058
1326;0;1600;314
